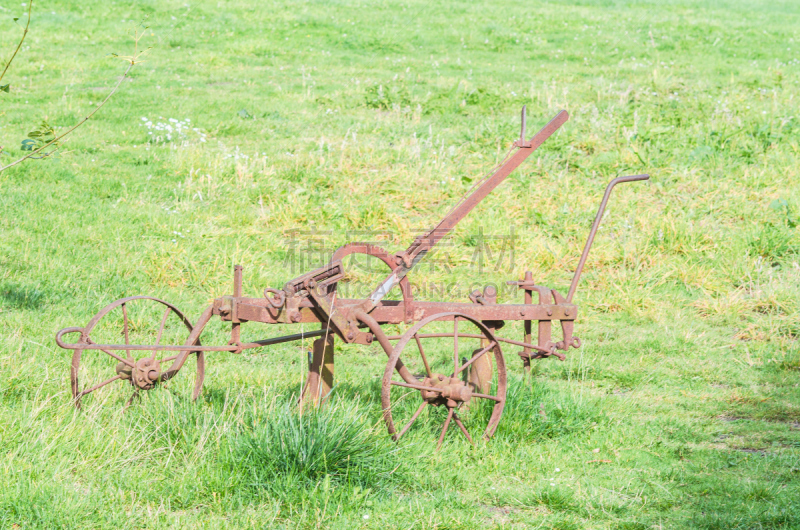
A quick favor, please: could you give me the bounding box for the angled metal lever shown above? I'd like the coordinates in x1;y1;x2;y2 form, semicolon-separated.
567;174;650;303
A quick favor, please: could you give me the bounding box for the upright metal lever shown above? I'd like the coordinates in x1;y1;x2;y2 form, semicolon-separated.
567;174;650;303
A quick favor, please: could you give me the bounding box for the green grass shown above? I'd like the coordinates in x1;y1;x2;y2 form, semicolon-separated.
1;0;800;527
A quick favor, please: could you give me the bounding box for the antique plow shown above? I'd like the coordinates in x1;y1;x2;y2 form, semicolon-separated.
56;108;648;448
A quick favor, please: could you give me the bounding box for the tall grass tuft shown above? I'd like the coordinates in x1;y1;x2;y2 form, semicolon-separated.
231;397;402;495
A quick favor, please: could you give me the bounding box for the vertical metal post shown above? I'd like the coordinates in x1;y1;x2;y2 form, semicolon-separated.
469;286;495;395
522;271;533;374
230;265;243;347
300;329;335;408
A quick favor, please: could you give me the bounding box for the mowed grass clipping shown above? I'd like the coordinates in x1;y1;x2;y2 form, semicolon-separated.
1;0;799;528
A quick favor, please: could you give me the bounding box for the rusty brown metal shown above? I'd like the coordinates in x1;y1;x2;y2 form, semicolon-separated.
366;109;570;309
55;107;649;448
381;312;507;447
566;174;650;303
300;330;335;409
60;296;207;408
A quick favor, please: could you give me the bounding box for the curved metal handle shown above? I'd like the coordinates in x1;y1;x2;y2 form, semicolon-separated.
55;327;85;349
567;174;650;303
263;288;286;309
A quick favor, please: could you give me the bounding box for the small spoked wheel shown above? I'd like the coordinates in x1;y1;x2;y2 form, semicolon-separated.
381;312;507;449
66;296;210;408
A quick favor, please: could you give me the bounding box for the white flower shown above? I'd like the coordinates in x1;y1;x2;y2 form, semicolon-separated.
363;514;369;520
555;468;560;472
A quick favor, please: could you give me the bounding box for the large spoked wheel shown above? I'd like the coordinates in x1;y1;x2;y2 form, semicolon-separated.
67;296;211;409
381;312;507;449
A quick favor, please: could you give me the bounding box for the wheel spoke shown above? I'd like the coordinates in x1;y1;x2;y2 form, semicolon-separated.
71;298;208;411
150;307;172;361
414;334;433;378
454;341;496;376
472;392;502;402
452;412;473;444
79;375;123;397
453;317;459;374
391;380;444;394
124;389;139;410
86;338;135;368
437;407;455;450
383;312;507;450
396;402;428;440
122;302;131;361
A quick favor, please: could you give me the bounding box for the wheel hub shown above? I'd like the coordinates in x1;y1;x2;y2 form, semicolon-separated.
116;358;162;390
421;373;472;407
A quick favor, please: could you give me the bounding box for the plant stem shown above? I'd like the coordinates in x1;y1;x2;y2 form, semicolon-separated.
0;0;33;85
0;61;133;173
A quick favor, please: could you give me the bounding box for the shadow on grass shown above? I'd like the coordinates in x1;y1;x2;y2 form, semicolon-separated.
0;281;45;310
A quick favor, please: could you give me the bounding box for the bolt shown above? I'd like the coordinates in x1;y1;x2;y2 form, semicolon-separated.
308;279;317;289
438;375;445;381
547;309;553;316
564;309;570;317
346;331;355;341
520;310;525;317
291;311;302;323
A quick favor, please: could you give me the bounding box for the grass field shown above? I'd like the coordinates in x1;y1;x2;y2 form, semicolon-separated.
1;0;800;528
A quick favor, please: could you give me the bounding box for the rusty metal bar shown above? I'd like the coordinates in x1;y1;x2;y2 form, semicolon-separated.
420;110;569;250
232;299;577;325
249;329;327;346
385;332;550;354
231;265;243;345
566;174;650;303
60;343;239;353
368;110;569;306
59;329;330;354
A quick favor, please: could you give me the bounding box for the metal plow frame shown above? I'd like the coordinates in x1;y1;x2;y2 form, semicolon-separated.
56;107;649;448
